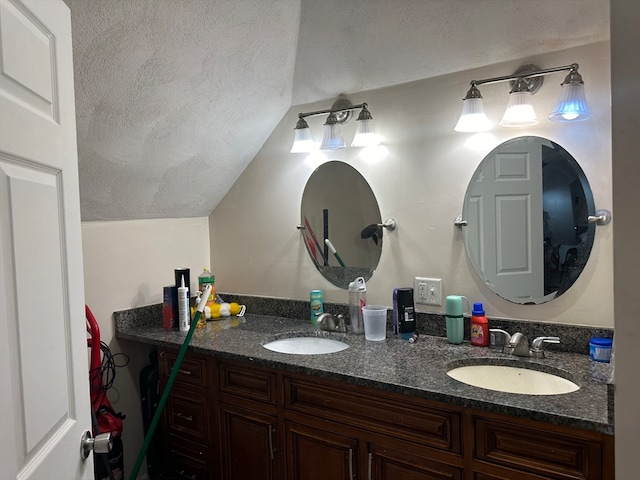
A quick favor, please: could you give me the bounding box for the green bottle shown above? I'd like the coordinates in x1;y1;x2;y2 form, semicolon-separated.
310;290;323;325
198;268;215;302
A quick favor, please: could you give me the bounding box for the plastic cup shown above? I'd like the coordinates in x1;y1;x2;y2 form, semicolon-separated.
362;305;388;341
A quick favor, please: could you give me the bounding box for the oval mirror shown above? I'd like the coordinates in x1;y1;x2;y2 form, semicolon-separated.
301;161;382;289
462;136;596;304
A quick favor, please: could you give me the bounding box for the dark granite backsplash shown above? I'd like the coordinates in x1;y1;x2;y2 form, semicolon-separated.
113;292;613;356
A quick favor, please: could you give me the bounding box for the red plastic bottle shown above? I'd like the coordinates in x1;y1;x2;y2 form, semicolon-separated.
470;302;489;347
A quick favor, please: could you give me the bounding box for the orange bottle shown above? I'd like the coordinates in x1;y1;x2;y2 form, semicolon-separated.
470;302;489;347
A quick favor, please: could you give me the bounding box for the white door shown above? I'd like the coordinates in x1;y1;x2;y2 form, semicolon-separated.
466;138;544;302
0;1;93;479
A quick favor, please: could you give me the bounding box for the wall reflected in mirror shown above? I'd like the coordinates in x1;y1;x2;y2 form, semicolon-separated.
301;161;382;289
462;136;596;304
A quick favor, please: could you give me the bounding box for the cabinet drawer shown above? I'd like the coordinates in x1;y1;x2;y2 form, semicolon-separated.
166;388;210;442
218;361;277;405
474;416;603;480
160;349;208;388
166;435;211;480
369;440;463;480
285;376;461;454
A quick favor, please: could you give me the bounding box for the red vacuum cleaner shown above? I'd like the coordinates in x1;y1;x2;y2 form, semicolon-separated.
87;305;126;480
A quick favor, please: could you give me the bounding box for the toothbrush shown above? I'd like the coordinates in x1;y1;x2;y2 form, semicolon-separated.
325;239;346;267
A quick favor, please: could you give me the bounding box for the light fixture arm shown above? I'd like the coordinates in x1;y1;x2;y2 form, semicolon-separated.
470;63;579;89
291;97;380;152
298;102;368;121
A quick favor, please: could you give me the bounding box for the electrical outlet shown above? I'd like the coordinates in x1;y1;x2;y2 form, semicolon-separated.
414;277;442;306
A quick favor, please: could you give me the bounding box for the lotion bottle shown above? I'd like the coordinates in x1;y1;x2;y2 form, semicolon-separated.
470;302;489;346
178;275;190;332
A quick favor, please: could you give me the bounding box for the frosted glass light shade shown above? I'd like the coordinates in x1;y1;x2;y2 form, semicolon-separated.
549;82;591;122
351;118;379;147
290;126;314;153
454;98;492;132
499;91;538;127
320;114;345;150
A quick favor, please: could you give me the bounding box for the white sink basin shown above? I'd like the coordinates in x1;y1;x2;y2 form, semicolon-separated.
447;364;579;395
263;337;349;355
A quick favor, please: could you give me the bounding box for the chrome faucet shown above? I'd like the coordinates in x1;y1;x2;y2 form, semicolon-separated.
489;329;560;358
504;332;531;357
318;313;347;333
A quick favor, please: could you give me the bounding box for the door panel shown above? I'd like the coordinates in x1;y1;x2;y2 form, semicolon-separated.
286;420;358;480
220;402;278;480
0;1;92;479
466;141;544;301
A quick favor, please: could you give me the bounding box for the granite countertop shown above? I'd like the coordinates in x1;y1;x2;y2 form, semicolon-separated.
116;313;613;435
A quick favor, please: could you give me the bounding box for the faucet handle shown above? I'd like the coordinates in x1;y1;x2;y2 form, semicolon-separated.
318;313;336;331
489;329;511;349
531;336;560;349
530;336;560;358
318;313;347;333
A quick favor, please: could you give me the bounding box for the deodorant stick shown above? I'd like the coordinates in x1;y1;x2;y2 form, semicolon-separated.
393;288;416;340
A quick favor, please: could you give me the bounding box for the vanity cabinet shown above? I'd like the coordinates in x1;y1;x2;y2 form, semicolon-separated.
158;349;217;480
217;359;279;480
367;440;463;480
157;349;613;480
469;413;613;480
285;420;359;480
219;402;278;479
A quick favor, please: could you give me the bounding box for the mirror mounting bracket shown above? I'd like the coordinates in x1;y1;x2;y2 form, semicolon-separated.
454;215;468;227
377;218;397;231
587;209;612;226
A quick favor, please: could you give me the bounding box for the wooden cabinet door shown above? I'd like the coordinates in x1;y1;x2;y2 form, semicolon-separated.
219;402;278;480
285;421;358;480
368;442;462;480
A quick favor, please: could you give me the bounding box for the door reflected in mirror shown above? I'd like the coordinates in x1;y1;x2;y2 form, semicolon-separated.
462;136;596;304
301;161;382;289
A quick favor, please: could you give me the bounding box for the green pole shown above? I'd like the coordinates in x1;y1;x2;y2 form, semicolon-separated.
128;286;209;480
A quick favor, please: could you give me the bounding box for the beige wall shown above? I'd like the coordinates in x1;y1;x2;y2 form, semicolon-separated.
81;217;210;478
211;41;613;327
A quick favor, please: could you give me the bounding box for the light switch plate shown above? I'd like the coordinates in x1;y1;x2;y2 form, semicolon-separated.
415;277;442;306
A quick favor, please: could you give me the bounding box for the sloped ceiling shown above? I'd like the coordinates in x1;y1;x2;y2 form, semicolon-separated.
67;0;609;221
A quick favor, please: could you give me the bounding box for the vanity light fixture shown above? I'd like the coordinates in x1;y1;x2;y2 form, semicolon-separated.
454;63;592;133
291;98;379;153
499;77;538;127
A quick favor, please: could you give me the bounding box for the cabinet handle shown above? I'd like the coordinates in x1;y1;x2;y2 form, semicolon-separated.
175;412;193;421
268;425;276;460
159;350;165;358
367;452;372;480
348;448;354;480
171;367;191;375
175;470;196;480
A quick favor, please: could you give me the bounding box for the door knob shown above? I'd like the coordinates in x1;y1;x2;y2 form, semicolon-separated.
80;430;112;459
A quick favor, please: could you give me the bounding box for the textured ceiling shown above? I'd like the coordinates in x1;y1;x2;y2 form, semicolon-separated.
66;0;609;221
